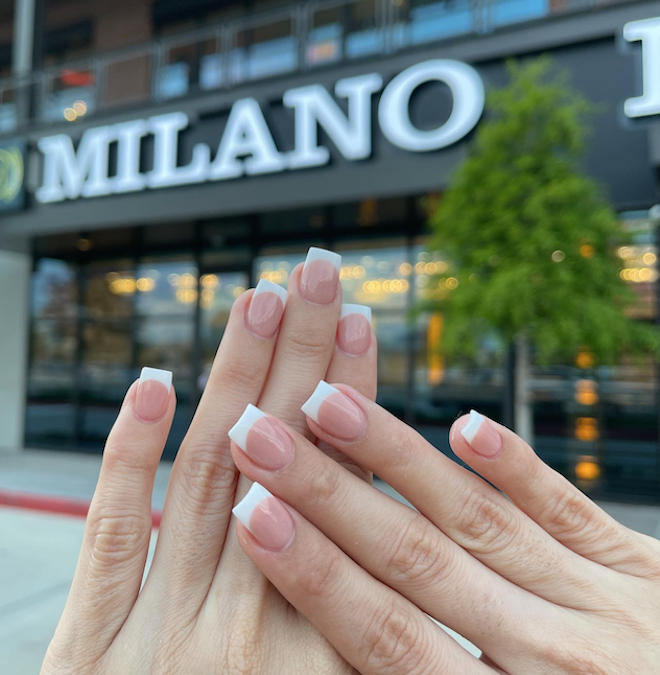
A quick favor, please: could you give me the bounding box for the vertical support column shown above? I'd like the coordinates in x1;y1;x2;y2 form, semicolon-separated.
0;249;31;452
12;0;36;74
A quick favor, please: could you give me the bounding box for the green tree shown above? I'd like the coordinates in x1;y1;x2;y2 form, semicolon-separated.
426;57;658;441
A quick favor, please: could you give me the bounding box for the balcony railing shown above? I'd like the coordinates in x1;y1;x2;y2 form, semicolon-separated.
0;0;639;134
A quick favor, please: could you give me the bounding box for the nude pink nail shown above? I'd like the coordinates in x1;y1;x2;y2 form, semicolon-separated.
337;304;372;356
232;483;295;551
246;279;287;339
229;405;295;471
460;410;503;458
301;381;366;441
300;247;341;305
135;367;171;422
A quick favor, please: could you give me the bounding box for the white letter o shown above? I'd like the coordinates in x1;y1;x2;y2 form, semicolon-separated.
379;59;485;151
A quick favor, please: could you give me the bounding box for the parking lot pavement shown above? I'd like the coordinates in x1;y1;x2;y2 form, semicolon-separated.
2;450;660;673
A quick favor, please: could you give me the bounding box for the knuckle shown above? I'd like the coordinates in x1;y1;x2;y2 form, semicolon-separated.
386;517;450;586
175;450;238;518
455;489;515;554
296;546;343;599
541;486;595;541
280;329;329;361
302;464;343;511
361;601;427;673
103;439;156;475
536;640;612;675
86;511;149;568
212;357;264;394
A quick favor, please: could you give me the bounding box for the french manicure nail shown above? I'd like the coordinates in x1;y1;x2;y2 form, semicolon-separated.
229;404;295;471
460;410;503;458
246;279;287;339
232;482;295;551
337;304;372;356
135;367;172;422
301;381;365;441
300;247;341;305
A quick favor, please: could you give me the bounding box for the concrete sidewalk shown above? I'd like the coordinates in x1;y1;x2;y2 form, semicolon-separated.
2;449;660;537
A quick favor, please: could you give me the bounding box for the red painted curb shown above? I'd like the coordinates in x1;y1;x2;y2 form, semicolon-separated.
0;488;162;527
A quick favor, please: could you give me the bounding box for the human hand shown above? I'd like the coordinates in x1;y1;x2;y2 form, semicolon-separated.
41;249;376;675
230;382;660;674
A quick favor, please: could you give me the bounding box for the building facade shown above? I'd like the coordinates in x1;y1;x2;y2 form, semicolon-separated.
2;0;660;502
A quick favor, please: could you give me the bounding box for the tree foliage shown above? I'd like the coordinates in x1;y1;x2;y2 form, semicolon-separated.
426;57;659;364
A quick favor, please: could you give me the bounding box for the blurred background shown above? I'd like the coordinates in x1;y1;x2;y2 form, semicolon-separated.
3;0;660;670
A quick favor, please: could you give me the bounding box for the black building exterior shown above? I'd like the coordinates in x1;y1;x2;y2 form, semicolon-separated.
2;0;660;502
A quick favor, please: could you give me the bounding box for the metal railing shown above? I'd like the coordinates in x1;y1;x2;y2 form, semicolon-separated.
0;0;639;135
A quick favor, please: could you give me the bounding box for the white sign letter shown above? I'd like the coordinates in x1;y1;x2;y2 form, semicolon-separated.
379;59;484;151
36;127;114;203
209;98;286;180
147;112;209;188
284;73;383;169
624;17;660;118
113;119;148;193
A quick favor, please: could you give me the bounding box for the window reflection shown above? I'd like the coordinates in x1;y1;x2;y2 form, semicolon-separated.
135;259;198;317
32;258;78;319
85;260;134;319
200;271;250;386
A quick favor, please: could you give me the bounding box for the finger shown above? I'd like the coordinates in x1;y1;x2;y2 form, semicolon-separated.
301;383;616;607
60;370;174;652
256;249;343;438
322;304;377;481
232;483;494;675
143;284;284;605
215;249;342;591
228;406;558;667
450;411;660;577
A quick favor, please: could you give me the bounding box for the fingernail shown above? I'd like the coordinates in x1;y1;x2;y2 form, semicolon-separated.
337;304;372;356
300;247;341;305
233;482;295;551
301;381;365;441
229;404;295;471
246;280;287;339
461;410;502;458
135;367;172;422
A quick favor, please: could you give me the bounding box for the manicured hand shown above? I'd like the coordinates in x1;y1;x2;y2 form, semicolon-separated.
41;249;376;675
230;382;660;674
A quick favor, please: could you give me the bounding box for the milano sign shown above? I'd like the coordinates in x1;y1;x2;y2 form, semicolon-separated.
36;60;485;204
33;15;660;205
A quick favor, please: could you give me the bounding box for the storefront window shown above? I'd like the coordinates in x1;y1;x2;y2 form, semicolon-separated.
200;271;250;387
85;260;134;319
32;258;78;319
135;259;198;317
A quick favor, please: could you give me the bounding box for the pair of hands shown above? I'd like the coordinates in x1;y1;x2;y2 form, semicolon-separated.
42;248;660;675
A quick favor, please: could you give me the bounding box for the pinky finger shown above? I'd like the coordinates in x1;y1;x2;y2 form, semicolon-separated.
232;483;493;675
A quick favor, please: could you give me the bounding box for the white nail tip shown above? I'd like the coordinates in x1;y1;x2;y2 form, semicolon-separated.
232;482;274;530
304;247;342;271
228;404;266;451
301;380;340;423
254;279;287;306
461;410;484;445
139;367;172;392
340;304;372;322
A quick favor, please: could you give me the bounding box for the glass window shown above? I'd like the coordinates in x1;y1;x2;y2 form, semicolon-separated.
29;319;77;398
85;260;134;320
32;258;78;320
492;0;548;27
407;0;474;46
200;271;250;384
338;244;410;310
81;322;132;400
137;319;194;393
307;6;343;67
135;259;198;317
